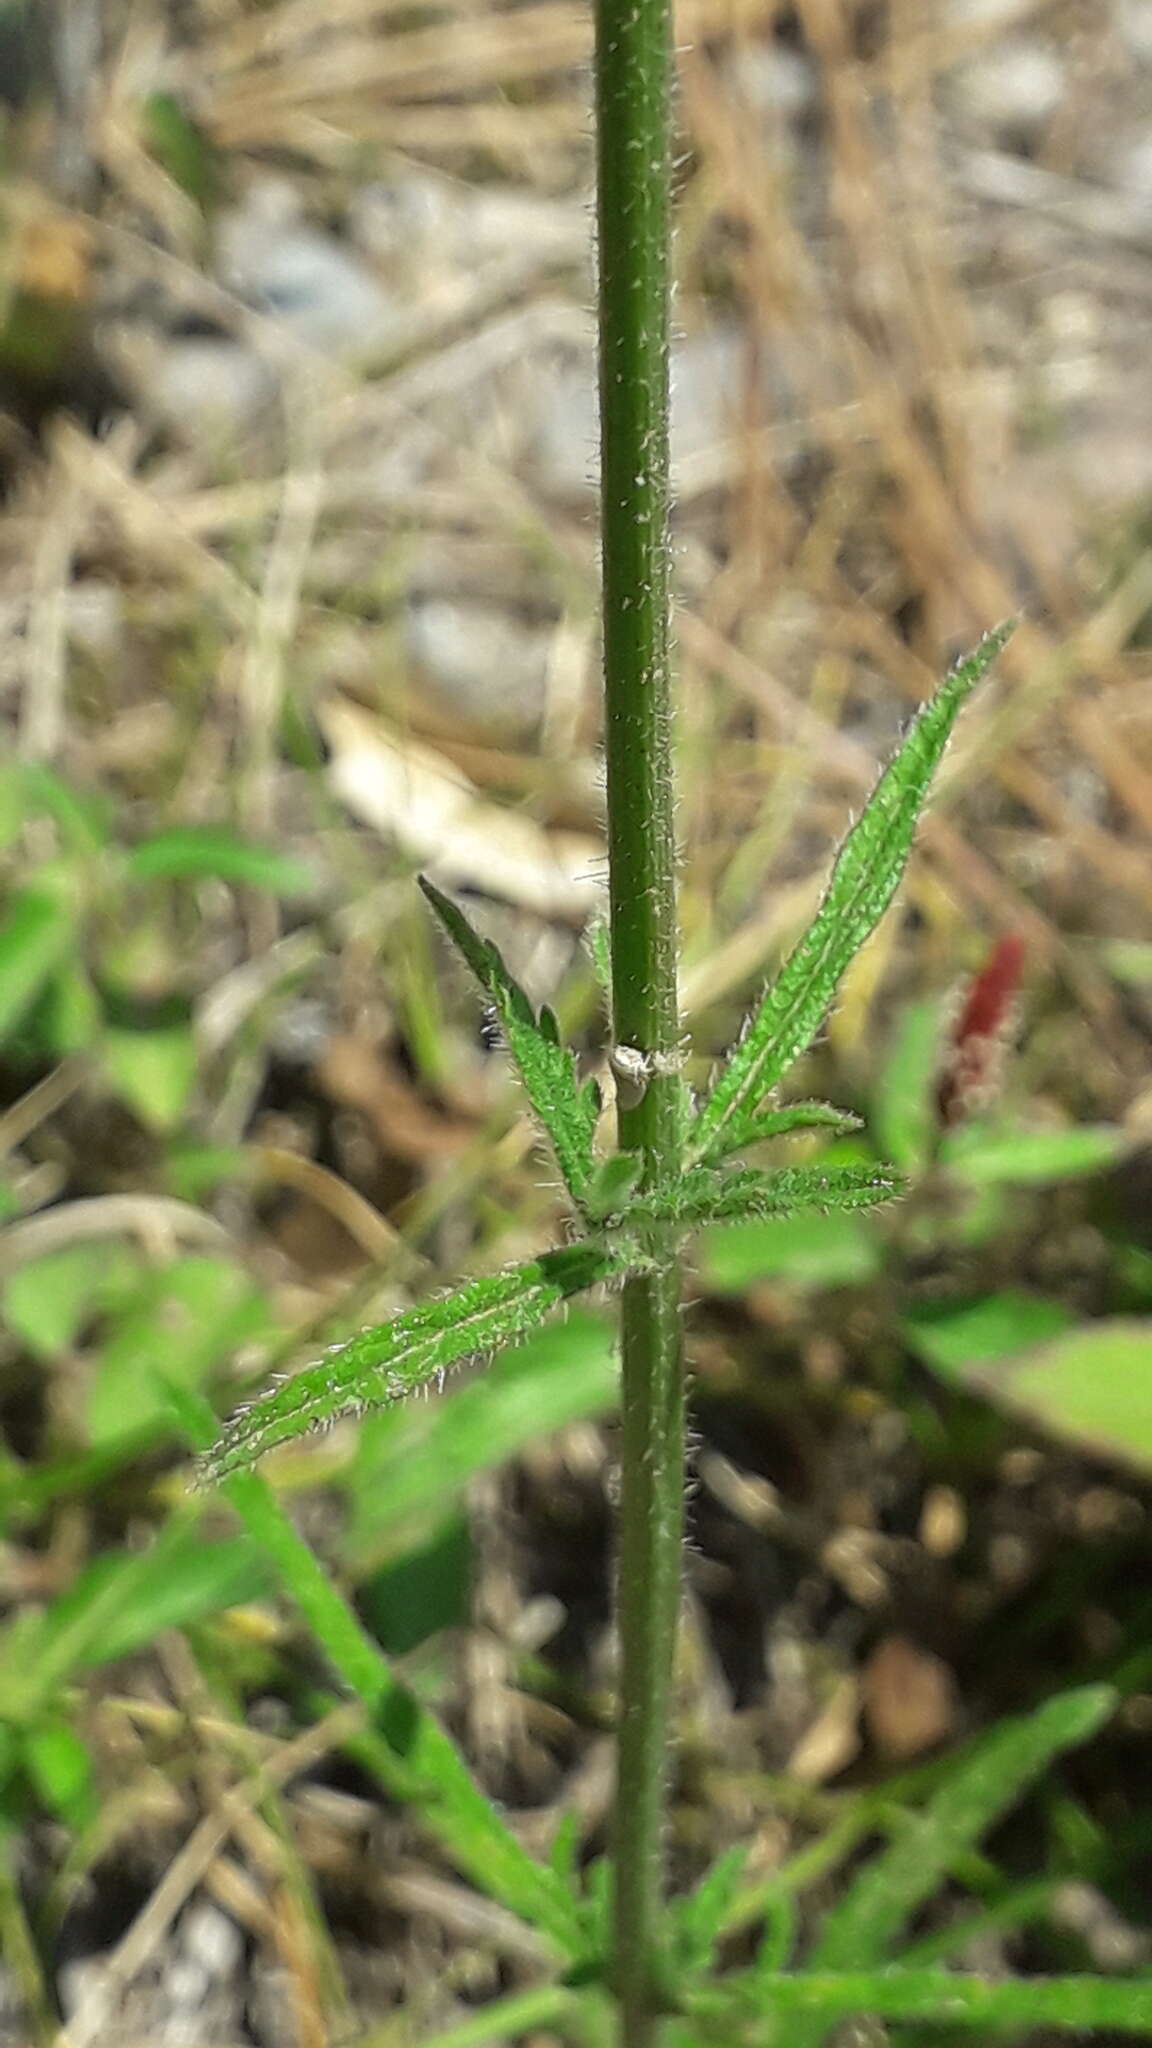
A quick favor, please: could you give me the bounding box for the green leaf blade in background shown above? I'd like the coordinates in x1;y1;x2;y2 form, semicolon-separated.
0;887;77;1044
810;1685;1114;1972
124;824;312;893
909;1312;1152;1473
689;625;1013;1169
419;876;601;1211
940;1121;1128;1186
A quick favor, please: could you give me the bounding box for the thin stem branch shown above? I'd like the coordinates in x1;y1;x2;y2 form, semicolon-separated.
594;0;682;2039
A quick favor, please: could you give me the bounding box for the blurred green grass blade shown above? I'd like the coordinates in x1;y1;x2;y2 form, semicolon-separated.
0;763;108;855
168;1381;585;1957
0;889;76;1044
690;1968;1152;2037
0;1513;268;1720
100;1021;199;1131
673;1844;750;1977
395;1982;605;2048
690;625;1012;1168
419;876;601;1209
89;1254;275;1446
202;1241;618;1485
809;1685;1114;1973
940;1121;1127;1185
3;1243;112;1358
873;998;944;1172
344;1310;618;1566
124;825;311;893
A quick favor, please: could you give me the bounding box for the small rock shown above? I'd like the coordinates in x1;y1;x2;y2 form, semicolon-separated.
403;596;553;738
66;581;123;661
861;1634;958;1760
1115;0;1152;62
218;181;400;356
348;174;581;291
180;1900;243;1979
1103;129;1152;202
724;40;816;122
149;337;277;436
952;39;1066;142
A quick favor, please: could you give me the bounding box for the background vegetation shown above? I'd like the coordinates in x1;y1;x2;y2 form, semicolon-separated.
1;0;1152;2041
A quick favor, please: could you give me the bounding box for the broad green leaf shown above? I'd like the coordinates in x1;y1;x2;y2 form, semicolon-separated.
903;1291;1075;1378
88;1256;274;1446
101;1021;198;1130
873;998;944;1172
124;825;311;894
419;877;601;1209
708;1102;865;1155
201;1241;621;1485
941;1121;1126;1186
0;888;76;1044
689;1968;1152;2038
35;959;101;1055
3;1244;113;1358
689;626;1012;1168
21;1721;96;1831
624;1163;903;1238
697;1210;883;1292
917;1317;1152;1473
344;1311;618;1566
809;1686;1113;1972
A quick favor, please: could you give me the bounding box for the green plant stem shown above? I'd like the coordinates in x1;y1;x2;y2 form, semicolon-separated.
594;0;681;2037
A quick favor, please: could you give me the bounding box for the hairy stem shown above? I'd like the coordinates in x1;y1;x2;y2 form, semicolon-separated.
595;0;682;2036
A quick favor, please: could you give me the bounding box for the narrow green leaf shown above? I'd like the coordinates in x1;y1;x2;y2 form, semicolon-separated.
703;1102;864;1158
0;1515;267;1720
690;1969;1152;2037
201;1241;619;1485
419;876;601;1209
690;625;1012;1167
674;1844;751;1977
873;998;945;1173
0;889;76;1045
171;1381;585;1956
622;1163;903;1239
941;1121;1126;1186
124;825;311;893
808;1685;1114;1972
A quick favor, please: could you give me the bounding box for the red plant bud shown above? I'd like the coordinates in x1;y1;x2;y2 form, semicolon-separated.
936;933;1025;1129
